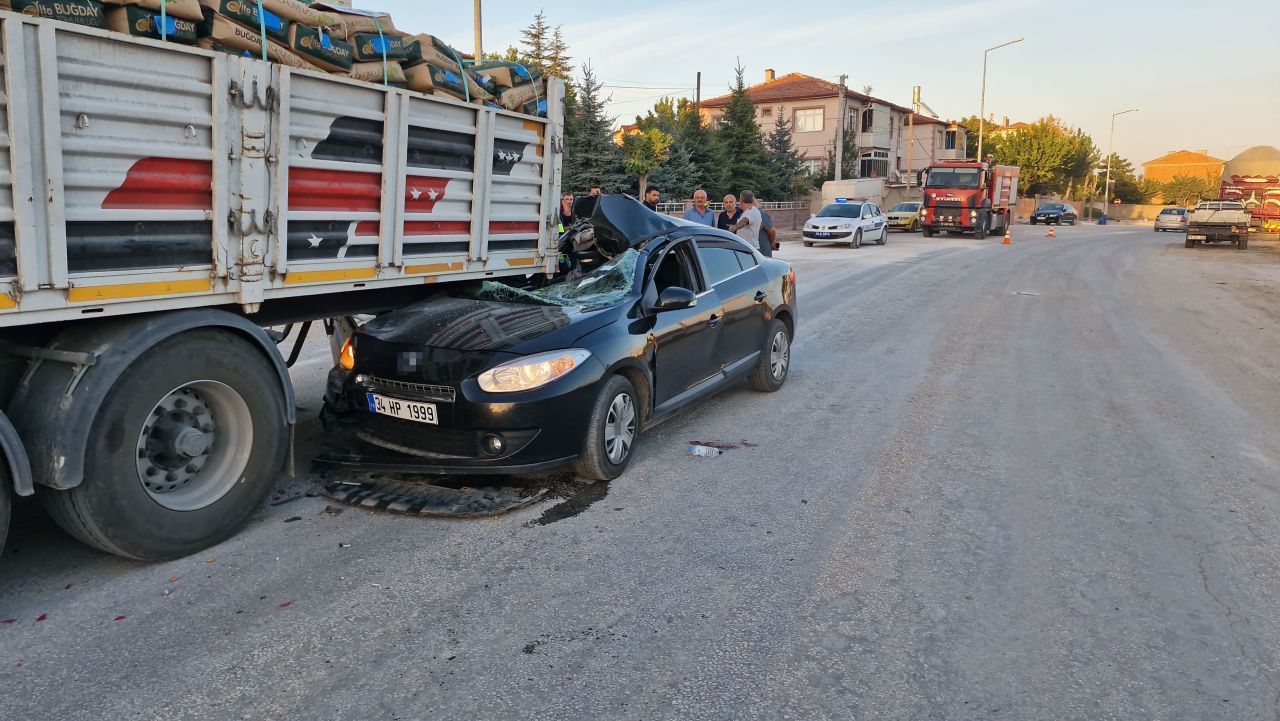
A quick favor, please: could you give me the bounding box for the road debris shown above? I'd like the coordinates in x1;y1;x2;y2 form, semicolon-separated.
35;613;46;622
323;476;545;518
113;615;126;621
284;516;302;523
321;505;345;516
688;444;723;457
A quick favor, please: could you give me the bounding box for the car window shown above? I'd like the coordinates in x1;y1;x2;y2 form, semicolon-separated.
697;245;744;286
734;249;757;270
816;203;862;219
649;241;703;294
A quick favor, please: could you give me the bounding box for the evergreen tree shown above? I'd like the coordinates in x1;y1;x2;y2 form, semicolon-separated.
816;124;859;186
714;64;770;197
561;63;627;194
764;106;806;199
649;138;702;200
674;99;721;197
518;12;551;72
546;26;572;79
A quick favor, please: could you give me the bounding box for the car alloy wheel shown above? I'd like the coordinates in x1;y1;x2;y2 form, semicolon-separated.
603;392;636;465
769;330;790;382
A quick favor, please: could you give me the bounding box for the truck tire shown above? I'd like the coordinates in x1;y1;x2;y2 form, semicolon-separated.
974;215;988;240
39;330;287;561
1185;236;1196;248
1238;236;1248;250
0;466;10;560
922;225;933;238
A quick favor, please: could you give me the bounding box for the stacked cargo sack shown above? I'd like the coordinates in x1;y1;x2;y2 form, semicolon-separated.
0;0;550;117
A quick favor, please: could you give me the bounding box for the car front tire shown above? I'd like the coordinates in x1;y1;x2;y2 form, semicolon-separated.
749;319;791;393
850;230;862;249
574;375;639;482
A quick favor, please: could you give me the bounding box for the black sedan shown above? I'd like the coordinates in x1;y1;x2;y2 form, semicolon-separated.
1029;203;1078;225
322;196;797;481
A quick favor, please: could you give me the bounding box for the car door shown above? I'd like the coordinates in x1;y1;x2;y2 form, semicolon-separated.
694;237;768;372
870;204;887;239
646;239;726;410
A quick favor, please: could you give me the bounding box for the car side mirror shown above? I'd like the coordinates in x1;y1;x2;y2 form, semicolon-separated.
652;286;696;312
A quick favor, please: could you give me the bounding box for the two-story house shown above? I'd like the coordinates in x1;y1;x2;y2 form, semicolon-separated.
699;70;966;182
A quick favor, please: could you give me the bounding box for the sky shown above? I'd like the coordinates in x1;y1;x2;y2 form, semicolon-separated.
376;0;1280;168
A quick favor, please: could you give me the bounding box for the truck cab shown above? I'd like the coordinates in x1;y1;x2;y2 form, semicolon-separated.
919;160;1019;239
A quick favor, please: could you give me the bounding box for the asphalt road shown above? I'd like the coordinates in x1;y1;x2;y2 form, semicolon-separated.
3;224;1280;721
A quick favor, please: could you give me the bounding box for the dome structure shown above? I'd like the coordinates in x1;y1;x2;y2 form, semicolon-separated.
1222;146;1280;181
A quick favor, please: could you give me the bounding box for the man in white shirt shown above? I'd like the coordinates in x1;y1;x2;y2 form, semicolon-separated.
730;190;762;248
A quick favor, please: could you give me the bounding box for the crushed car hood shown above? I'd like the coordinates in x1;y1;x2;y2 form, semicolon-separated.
358;295;620;354
586;194;683;255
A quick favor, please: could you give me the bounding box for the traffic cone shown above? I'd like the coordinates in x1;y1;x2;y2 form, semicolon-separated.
1047;226;1056;239
1002;228;1012;245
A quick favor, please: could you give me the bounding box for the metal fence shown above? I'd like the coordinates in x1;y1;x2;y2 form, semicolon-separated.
656;200;808;214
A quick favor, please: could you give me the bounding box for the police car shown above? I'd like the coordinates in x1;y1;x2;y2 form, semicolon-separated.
802;198;888;248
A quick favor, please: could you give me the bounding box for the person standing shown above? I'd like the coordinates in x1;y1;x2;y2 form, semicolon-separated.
558;192;574;232
755;196;777;256
717;194;742;232
682;189;716;226
643;186;660;211
730;190;762;249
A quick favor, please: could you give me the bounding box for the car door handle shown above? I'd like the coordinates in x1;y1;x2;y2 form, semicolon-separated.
754;291;767;303
707;314;721;328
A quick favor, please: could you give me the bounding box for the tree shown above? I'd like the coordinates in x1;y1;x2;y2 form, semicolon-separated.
1099;153;1152;204
545;26;572;79
714;64;771;197
649;139;701;200
816;124;859;186
763;106;806;199
518;12;551;73
623;127;673;194
562;63;627;193
1158;174;1218;206
673;99;721;197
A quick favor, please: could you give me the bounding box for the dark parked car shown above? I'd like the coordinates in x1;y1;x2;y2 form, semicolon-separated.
323;196;798;481
1029;203;1077;225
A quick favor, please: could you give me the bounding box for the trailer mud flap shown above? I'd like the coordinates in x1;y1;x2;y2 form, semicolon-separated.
323;475;545;518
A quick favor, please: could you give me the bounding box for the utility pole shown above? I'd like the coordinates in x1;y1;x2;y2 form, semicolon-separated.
835;74;848;181
473;0;483;60
908;85;919;188
976;37;1023;162
1100;108;1139;224
695;71;701;111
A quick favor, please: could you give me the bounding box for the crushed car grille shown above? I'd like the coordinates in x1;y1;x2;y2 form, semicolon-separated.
363;376;456;403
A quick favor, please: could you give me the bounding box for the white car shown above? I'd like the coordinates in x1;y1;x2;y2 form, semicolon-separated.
802;200;888;248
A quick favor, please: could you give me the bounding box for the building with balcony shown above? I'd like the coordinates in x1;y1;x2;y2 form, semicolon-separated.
698;70;966;183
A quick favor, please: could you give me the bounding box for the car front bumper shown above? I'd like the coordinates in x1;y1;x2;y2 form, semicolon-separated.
321;359;607;472
803;229;853;240
887;216;917;228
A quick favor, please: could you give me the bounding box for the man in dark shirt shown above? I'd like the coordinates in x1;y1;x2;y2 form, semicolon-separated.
643;186;660;211
717;194;742;231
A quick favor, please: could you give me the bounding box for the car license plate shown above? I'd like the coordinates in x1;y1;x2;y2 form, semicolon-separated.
1188;234;1206;240
814;232;830;238
366;393;437;425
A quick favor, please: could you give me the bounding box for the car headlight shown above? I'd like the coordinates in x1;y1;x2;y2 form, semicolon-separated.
837;223;853;229
477;349;592;393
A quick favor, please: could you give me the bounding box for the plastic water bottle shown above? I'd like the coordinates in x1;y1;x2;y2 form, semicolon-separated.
688;444;722;457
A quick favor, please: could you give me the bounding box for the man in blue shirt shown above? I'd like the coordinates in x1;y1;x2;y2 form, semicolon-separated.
681;189;715;226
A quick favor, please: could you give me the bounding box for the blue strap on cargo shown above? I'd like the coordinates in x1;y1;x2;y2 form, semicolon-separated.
515;62;541;114
255;0;268;60
373;19;389;86
444;44;470;103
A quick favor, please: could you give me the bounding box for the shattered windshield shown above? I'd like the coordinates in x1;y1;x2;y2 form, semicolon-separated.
476;249;640;310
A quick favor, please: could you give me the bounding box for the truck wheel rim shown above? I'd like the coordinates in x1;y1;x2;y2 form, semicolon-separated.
135;381;253;512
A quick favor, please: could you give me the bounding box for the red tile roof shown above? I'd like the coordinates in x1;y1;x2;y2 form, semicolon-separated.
699;72;961;128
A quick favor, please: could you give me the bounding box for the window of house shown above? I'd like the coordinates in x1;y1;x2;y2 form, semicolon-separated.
861;108;874;132
944;130;957;150
760;107;773;118
802;158;824;176
859;150;889;179
794;108;823;133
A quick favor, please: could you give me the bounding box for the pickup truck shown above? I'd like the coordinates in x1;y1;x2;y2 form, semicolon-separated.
0;13;565;561
1185;201;1253;249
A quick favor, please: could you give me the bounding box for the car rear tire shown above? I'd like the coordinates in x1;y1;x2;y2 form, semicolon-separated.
38;330;287;561
748;319;791;393
1030;218;1037;225
850;230;861;249
574;375;638;482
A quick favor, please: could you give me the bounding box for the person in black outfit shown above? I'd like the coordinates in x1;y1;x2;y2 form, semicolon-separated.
643;186;660;211
558;192;574;231
717;194;742;231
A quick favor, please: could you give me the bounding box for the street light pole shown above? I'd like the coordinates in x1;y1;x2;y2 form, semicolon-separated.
1100;108;1139;224
976;37;1023;163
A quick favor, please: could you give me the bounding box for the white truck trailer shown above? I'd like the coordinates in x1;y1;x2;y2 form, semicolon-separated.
0;13;565;560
